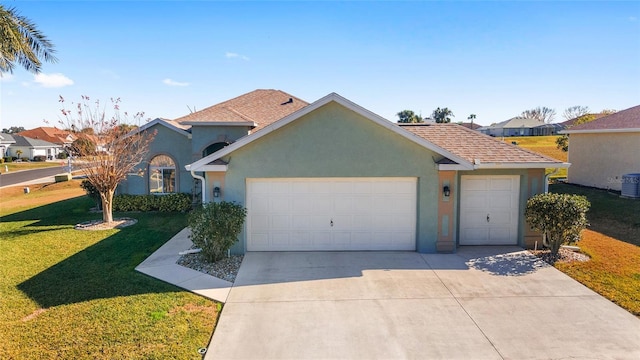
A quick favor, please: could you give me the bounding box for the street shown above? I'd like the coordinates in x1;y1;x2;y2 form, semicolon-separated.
0;166;68;188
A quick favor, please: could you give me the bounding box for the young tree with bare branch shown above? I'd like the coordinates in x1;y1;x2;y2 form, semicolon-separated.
521;106;556;123
58;96;155;223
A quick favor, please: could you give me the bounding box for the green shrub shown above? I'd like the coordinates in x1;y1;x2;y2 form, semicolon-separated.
80;180;102;209
525;193;590;257
56;152;69;159
188;201;247;262
3;157;12;163
113;193;192;212
20;157;29;162
33;155;47;162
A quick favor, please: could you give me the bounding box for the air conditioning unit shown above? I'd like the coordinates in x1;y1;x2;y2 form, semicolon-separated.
621;173;640;198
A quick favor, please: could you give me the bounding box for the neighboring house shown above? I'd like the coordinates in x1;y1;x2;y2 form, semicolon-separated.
16;127;76;158
479;117;563;137
174;91;568;254
561;105;640;191
8;135;62;160
0;133;16;158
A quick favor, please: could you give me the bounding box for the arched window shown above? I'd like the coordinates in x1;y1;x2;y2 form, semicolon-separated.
202;142;229;157
149;155;176;194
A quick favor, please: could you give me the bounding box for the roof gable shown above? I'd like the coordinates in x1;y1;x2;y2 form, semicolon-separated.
186;93;568;172
136;118;191;137
563;105;640;133
174;89;309;131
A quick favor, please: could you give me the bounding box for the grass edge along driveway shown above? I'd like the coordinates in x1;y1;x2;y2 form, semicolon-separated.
550;183;640;317
0;181;220;359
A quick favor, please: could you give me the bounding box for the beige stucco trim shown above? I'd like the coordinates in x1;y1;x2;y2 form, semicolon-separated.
436;171;456;252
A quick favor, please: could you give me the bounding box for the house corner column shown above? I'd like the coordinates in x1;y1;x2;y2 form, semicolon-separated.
436;170;455;253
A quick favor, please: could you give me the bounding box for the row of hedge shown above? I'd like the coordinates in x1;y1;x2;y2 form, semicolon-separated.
113;193;192;212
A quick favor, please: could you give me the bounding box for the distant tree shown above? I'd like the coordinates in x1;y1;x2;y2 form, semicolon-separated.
432;107;454;123
70;137;96;156
59;95;155;224
521;107;556;124
15;149;22;158
562;106;589;121
556;109;617;152
467;114;476;125
396;110;423;123
2;126;26;134
0;5;57;74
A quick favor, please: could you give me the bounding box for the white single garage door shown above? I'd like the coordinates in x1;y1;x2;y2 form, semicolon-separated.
460;175;520;245
247;178;417;251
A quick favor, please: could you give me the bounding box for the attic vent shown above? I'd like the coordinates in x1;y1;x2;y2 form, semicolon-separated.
621;173;640;199
281;98;293;105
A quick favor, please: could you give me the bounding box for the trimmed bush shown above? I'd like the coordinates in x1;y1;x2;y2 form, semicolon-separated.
3;157;12;163
33;155;47;162
188;201;247;262
56;152;69;159
113;193;192;212
525;193;590;257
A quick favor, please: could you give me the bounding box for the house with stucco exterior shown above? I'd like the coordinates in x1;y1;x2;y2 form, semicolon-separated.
479;117;564;137
119;89;568;254
562;105;640;191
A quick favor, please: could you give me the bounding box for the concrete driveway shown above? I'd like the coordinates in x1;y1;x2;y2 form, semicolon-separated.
206;247;640;359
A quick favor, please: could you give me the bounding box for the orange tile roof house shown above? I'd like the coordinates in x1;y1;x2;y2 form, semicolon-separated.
16;127;76;145
561;105;640;192
120;90;568;253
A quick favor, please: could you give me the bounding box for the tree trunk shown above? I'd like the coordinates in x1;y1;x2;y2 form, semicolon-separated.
101;189;115;223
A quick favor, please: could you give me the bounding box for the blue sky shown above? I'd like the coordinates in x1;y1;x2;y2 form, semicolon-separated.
1;1;639;130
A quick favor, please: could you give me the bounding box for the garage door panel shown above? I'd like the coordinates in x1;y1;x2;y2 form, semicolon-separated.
247;178;416;251
490;178;514;190
460;176;519;246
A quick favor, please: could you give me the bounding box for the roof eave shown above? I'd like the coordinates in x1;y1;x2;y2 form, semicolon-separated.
561;128;640;134
182;121;257;127
474;162;571;169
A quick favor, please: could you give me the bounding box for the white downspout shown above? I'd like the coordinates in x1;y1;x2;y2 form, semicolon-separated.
190;169;206;204
544;168;560;193
542;167;561;247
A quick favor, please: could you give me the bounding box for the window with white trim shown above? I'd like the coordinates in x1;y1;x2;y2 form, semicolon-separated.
149;155;176;194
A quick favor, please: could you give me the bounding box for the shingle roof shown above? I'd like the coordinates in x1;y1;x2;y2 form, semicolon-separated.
565;105;640;132
483;117;545;129
401;123;561;165
457;122;482;130
174;89;309;131
13;135;61;147
0;133;16;143
16;127;75;145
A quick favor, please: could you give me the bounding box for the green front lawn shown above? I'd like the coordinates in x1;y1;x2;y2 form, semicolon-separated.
550;183;640;317
0;181;219;359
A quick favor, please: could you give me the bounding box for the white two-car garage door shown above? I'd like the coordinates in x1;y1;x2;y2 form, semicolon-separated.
247;178;417;251
460;175;520;245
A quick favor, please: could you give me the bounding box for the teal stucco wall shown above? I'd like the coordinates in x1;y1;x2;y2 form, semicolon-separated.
215;101;443;254
190;125;249;159
117;123;193;195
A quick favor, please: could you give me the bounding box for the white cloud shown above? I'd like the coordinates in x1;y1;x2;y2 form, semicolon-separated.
0;74;13;82
225;52;250;61
162;78;190;87
33;73;74;88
